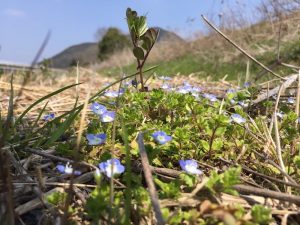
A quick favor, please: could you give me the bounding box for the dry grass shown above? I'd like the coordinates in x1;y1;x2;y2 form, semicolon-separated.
0;68;234;120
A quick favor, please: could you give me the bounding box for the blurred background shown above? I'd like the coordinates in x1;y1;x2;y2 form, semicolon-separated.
0;0;299;81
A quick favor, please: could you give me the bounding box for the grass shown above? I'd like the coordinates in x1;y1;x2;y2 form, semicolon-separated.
101;36;300;84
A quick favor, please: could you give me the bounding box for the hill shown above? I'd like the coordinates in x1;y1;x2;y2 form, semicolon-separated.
101;11;300;82
47;42;98;68
47;28;184;69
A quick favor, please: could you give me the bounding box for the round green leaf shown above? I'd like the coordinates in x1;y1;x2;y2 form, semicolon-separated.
133;47;145;60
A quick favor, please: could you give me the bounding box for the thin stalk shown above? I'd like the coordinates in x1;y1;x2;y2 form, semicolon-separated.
121;120;132;225
295;70;300;128
109;74;124;223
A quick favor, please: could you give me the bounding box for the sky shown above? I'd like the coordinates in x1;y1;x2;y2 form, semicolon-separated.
0;0;261;64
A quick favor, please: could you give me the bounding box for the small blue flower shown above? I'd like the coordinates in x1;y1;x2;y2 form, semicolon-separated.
192;92;200;99
227;88;236;94
152;131;172;145
202;93;218;102
238;101;249;108
161;83;172;90
99;158;125;178
183;81;191;87
43;113;55;121
231;114;246;124
276;112;284;119
287;97;295;104
177;86;191;94
104;88;124;98
179;159;202;175
100;111;116;122
90;103;107;115
131;79;138;87
102;82;111;87
192;86;201;93
56;162;81;175
86;133;106;145
243;82;251;88
123;81;130;87
158;75;172;81
230;99;236;105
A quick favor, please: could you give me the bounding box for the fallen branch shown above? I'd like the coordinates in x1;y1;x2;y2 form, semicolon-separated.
23;147;98;170
136;162;300;206
253;73;298;104
234;184;300;206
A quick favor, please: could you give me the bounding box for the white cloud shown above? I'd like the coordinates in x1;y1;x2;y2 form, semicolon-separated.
4;9;26;17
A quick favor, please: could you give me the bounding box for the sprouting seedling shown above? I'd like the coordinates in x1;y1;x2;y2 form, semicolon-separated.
126;8;159;92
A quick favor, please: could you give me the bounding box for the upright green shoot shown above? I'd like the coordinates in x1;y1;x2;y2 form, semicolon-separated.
126;8;159;91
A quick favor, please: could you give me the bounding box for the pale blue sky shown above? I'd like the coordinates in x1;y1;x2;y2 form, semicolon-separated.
0;0;261;64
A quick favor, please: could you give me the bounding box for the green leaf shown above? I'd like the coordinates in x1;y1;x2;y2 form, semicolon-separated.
179;173;197;187
294;156;300;168
136;16;148;37
200;140;210;151
148;28;159;42
251;205;272;225
206;167;241;195
212;138;223;151
43;108;81;147
133;46;145;60
155;178;180;198
141;36;152;51
15;83;81;125
47;191;66;205
215;126;227;136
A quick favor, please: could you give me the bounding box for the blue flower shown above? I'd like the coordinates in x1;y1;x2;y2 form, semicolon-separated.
177;86;189;94
152;131;172;145
202;93;218;102
90;103;107;115
161;83;172;90
192;86;201;93
131;79;138;87
183;81;191;87
86;133;106;145
276;112;284;119
179;159;202;175
230;99;236;105
100;111;116;122
99;158;125;178
177;84;194;94
102;82;111;87
287;97;295;104
158;75;172;81
227;88;236;94
238;101;249;108
104;88;125;98
243;82;251;88
43;113;55;121
231;113;246;124
56;162;81;175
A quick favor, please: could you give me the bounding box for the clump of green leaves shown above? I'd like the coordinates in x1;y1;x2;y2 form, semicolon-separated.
85;185;124;223
251;205;273;225
47;191;67;206
206;167;241;195
126;8;159;91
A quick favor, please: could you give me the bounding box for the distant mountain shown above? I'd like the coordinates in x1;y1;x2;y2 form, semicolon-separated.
155;27;184;43
47;28;184;68
47;42;98;68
